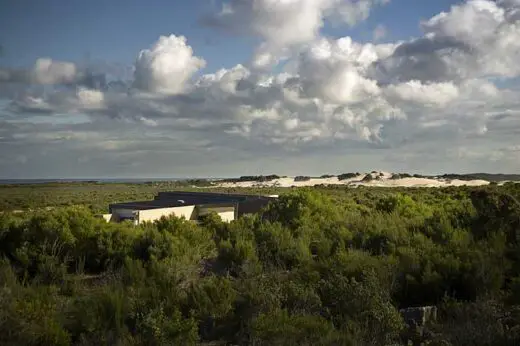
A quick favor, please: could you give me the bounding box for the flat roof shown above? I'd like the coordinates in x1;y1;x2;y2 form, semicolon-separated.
110;191;275;211
109;199;238;211
156;191;275;201
109;200;188;210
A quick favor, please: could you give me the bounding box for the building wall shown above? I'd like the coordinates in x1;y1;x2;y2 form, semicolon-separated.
111;208;136;219
137;205;196;224
237;199;272;216
197;206;236;222
110;204;239;225
217;211;236;222
102;214;113;222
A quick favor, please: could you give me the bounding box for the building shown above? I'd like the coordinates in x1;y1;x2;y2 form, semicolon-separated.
103;191;277;225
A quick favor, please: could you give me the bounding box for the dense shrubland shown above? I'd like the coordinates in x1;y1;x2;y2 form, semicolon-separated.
1;183;520;345
0;182;279;214
221;175;282;183
337;173;359;180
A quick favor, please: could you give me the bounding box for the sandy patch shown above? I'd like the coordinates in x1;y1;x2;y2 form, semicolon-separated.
212;172;491;189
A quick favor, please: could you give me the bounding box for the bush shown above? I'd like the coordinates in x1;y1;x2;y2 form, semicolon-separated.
251;309;347;346
0;283;71;346
1;185;520;344
338;173;358;181
362;174;374;182
320;175;335;179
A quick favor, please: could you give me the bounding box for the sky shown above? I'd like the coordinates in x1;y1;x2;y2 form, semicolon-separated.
0;0;519;178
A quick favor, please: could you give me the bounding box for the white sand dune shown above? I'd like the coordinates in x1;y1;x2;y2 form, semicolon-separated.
213;172;492;189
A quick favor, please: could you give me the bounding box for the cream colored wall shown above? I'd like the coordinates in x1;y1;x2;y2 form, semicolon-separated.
111;204;236;224
198;206;236;223
137;205;196;224
216;211;235;222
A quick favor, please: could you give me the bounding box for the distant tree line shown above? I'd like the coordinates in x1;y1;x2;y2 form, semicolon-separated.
320;174;336;179
222;175;281;183
337;173;359;180
391;173;413;180
439;173;520;182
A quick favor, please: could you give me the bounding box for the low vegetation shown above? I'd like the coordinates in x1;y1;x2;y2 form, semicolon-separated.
437;173;520;182
320;174;335;179
0;182;280;214
391;173;413;180
337;173;359;181
361;174;374;182
221;175;281;183
1;183;520;344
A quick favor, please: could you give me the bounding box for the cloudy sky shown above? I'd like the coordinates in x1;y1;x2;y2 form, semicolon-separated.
1;0;519;178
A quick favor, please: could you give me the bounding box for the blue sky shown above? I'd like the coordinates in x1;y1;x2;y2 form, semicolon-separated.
1;0;458;70
0;0;250;71
1;0;520;178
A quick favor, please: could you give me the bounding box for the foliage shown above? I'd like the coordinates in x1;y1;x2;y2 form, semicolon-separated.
337;172;358;180
1;183;520;344
222;175;281;183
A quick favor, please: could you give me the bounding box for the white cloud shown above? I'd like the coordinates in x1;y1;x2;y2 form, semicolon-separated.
32;58;78;85
9;87;106;115
76;88;105;109
336;0;389;27
373;0;520;83
384;81;460;106
210;0;332;46
133;35;206;94
207;0;390;68
0;58;79;85
295;37;388;103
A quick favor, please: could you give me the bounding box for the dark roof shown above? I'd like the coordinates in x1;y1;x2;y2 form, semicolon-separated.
109;199;240;211
109;199;189;210
156;191;273;202
110;192;275;211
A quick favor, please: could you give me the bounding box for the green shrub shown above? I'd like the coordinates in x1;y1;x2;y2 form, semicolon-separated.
251;309;347;346
1;185;520;344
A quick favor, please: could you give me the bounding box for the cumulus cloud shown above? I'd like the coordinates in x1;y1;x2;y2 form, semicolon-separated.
133;35;206;94
295;37;390;103
372;0;520;83
2;0;520;177
384;81;460;106
336;0;390;27
205;0;390;68
8;86;106;117
207;0;331;46
76;88;105;109
32;58;78;85
0;58;79;85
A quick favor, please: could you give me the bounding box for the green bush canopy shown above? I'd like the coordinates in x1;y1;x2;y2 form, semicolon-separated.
1;183;520;345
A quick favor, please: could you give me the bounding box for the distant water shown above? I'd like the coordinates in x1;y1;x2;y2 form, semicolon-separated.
0;178;192;185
